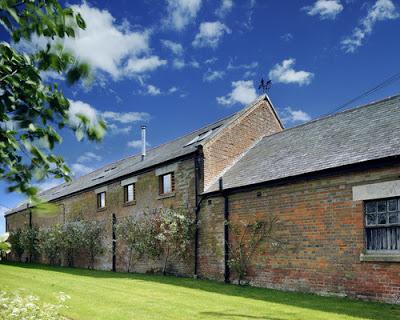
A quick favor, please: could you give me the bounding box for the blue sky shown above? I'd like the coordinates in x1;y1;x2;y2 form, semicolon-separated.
1;0;399;232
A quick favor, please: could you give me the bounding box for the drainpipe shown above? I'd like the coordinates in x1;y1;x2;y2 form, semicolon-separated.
112;214;117;272
220;177;230;283
193;151;203;278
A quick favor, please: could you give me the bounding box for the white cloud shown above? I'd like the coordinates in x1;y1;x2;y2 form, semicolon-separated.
216;0;234;17
281;33;293;42
161;39;184;55
0;205;7;233
125;56;167;74
77;152;102;163
127;140;150;149
107;124;132;135
168;87;178;93
192;21;231;48
341;0;399;53
65;3;153;78
71;163;94;177
227;61;258;70
281;107;312;125
243;70;256;78
203;70;225;82
217;80;258;106
102;111;150;124
172;58;200;69
36;179;62;192
24;3;167;80
146;85;162;96
269;58;314;86
68;100;99;128
204;57;218;64
303;0;343;20
164;0;202;31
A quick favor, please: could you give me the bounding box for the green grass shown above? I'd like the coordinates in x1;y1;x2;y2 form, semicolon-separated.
0;263;398;320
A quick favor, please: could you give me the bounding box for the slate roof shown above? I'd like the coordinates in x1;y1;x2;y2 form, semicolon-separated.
206;94;400;193
6;96;271;215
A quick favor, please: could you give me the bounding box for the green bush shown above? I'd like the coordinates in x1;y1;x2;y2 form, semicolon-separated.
20;226;39;263
8;229;24;261
81;220;105;269
39;225;63;266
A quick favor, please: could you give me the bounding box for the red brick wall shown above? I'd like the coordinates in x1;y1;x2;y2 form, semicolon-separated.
199;163;400;303
202;98;282;191
6;157;197;275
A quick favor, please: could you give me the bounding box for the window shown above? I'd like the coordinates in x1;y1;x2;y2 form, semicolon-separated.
97;192;106;209
159;173;175;195
124;183;135;203
365;197;400;251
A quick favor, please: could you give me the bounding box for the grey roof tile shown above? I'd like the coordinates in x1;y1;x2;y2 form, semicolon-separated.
206;94;400;193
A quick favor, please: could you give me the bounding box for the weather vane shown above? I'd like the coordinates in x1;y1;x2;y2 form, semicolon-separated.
258;78;272;94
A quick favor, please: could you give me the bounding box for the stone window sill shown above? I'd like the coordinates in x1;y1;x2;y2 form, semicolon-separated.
360;252;400;262
157;192;176;200
123;201;136;207
97;207;107;212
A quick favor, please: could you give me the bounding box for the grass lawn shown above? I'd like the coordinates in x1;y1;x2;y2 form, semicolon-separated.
0;263;398;320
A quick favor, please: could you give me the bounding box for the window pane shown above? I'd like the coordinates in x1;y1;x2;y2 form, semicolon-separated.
377;200;387;213
163;174;172;193
388;199;397;212
365;202;377;213
127;184;134;202
389;213;398;224
100;192;106;208
377;213;387;225
366;214;376;226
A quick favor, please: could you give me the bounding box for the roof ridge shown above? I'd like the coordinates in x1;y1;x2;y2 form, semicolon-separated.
259;93;400;141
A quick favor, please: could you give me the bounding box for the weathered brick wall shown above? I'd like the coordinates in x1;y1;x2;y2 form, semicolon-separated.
202;98;282;191
199;163;400;303
197;196;225;281
6;157;197;275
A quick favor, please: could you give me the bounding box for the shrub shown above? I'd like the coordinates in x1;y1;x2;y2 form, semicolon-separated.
60;221;85;267
81;220;105;269
39;225;63;265
154;208;195;275
0;233;11;260
116;214;158;272
8;229;24;262
227;216;285;285
20;226;39;263
0;290;70;320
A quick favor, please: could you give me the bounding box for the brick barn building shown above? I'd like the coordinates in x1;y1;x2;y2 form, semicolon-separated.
5;94;400;303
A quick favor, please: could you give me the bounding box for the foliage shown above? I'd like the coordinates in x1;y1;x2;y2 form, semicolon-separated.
0;233;11;260
0;290;70;320
81;220;105;270
154;208;195;275
59;221;84;267
20;226;39;262
227;216;285;285
8;229;24;261
39;224;63;265
116;213;159;272
0;0;106;203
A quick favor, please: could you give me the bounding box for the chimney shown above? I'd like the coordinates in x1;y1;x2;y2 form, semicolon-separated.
141;125;146;161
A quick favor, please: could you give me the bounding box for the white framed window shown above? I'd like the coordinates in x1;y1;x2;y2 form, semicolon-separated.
160;173;175;195
124;183;135;203
97;192;106;209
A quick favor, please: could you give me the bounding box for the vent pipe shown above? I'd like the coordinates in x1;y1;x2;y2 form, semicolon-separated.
141;125;146;161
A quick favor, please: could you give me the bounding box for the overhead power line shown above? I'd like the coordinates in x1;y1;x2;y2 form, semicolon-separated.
323;71;400;117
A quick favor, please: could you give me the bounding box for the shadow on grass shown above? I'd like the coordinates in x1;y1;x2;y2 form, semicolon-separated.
2;262;399;320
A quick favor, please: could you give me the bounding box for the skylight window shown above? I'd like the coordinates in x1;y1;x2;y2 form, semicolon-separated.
184;125;222;147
